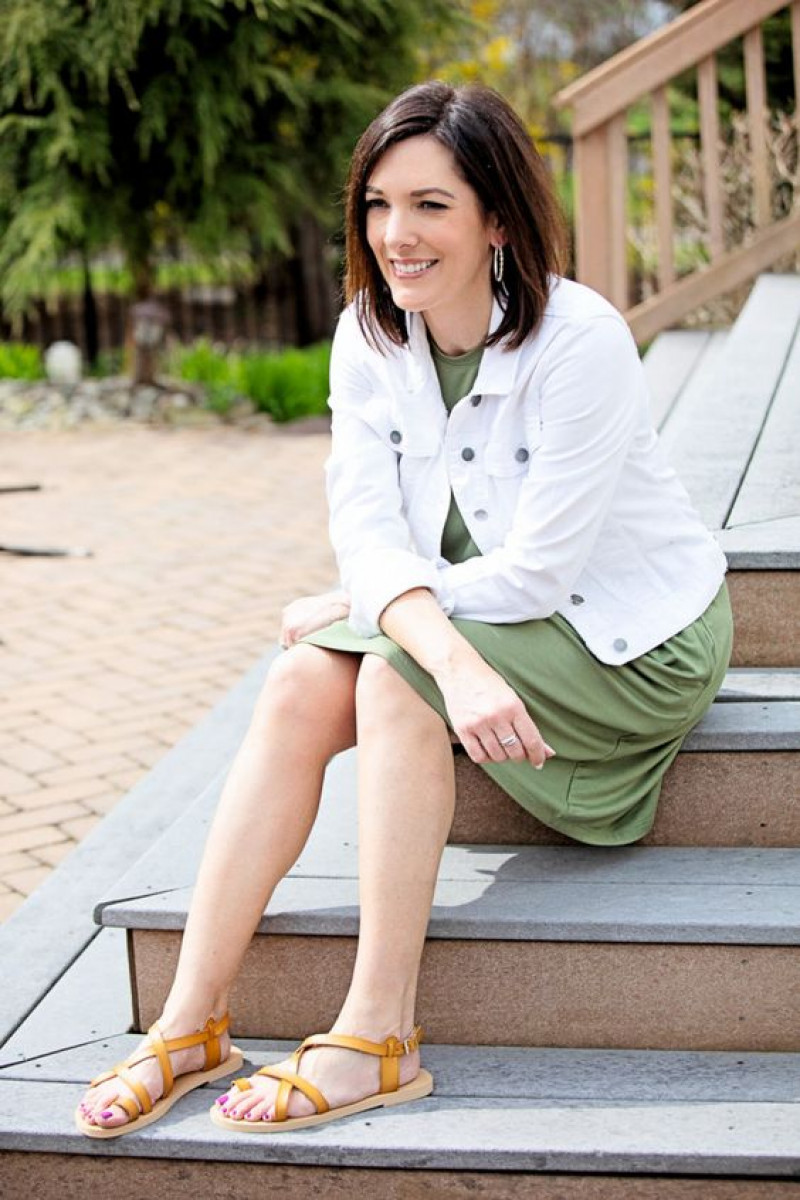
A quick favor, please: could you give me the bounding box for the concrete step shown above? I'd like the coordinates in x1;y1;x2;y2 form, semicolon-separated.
2;1035;799;1195
453;697;800;847
4;929;797;1196
100;831;800;1050
725;570;799;668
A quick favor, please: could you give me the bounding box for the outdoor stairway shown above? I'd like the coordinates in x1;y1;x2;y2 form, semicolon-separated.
642;273;800;667
1;272;799;1197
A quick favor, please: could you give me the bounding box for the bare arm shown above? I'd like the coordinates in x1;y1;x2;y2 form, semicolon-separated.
379;588;554;768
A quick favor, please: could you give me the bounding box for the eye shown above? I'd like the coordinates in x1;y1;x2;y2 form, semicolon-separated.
365;197;387;210
418;200;447;210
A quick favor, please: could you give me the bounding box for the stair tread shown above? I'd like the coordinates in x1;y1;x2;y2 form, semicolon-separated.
718;668;800;700
5;1036;799;1101
100;845;800;944
2;1042;798;1173
642;329;727;431
657;274;800;537
94;689;800;921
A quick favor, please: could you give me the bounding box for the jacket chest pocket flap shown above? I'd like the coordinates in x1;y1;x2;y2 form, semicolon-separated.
362;394;440;459
485;427;542;477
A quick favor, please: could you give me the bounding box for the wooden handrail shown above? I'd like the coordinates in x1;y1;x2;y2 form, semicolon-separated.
554;0;800;343
554;0;788;136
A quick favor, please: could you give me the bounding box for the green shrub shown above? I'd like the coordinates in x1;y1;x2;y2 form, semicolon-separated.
0;342;44;380
238;342;331;423
87;348;124;377
169;338;234;388
167;338;331;423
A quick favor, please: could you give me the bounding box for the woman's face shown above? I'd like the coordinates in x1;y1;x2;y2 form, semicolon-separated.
364;134;501;349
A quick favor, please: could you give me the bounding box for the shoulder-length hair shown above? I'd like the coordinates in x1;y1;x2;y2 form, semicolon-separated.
343;80;569;352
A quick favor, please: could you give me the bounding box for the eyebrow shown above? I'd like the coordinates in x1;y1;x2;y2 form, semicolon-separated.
364;185;456;199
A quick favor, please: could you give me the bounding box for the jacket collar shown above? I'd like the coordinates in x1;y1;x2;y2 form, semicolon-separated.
402;297;520;398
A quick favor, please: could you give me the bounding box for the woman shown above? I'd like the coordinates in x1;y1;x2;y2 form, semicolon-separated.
76;80;732;1138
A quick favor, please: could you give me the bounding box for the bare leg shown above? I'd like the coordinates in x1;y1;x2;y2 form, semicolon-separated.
81;644;359;1129
222;654;455;1123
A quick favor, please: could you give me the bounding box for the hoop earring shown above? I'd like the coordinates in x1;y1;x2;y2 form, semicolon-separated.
493;245;505;284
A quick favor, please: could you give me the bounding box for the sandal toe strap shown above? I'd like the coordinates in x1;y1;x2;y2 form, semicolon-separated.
115;1094;141;1122
114;1063;153;1115
256;1064;329;1121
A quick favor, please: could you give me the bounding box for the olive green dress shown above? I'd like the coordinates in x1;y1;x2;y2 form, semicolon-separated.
303;339;733;846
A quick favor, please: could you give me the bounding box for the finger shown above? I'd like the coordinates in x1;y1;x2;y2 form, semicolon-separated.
459;730;488;764
513;711;551;767
495;728;527;762
477;728;510;764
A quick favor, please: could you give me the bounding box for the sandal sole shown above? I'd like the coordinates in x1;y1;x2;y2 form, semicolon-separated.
75;1046;245;1139
209;1068;434;1134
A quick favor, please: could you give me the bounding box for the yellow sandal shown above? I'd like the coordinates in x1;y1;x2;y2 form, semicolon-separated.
76;1013;243;1139
210;1024;433;1134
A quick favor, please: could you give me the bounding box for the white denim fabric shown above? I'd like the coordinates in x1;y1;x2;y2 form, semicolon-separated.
325;276;727;665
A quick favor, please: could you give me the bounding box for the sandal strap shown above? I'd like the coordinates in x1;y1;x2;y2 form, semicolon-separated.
300;1025;423;1059
256;1063;329;1120
114;1063;153;1115
86;1012;231;1114
156;1013;229;1069
144;1022;174;1095
115;1094;141;1122
299;1025;424;1094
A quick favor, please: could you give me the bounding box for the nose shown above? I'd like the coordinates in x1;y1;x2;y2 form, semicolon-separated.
384;205;419;251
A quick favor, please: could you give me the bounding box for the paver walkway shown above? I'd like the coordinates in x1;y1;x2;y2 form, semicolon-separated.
0;422;334;921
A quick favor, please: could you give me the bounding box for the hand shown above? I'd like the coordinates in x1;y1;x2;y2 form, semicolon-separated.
434;649;555;768
280;590;350;648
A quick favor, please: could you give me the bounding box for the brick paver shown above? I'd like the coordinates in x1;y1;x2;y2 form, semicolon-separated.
0;422;334;920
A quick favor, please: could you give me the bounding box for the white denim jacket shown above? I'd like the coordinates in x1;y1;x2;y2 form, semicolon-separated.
326;276;727;665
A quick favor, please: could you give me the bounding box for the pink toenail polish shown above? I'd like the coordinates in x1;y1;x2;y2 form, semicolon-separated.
100;1110;114;1119
215;1095;227;1105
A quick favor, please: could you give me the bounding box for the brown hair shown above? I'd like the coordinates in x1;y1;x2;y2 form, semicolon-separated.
343;80;569;351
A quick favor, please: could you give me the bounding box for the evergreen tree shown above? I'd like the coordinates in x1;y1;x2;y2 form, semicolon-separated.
0;0;464;321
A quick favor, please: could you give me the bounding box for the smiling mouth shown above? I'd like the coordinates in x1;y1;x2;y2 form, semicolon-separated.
391;259;438;278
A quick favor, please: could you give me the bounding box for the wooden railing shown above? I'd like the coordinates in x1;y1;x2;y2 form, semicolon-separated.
554;0;800;343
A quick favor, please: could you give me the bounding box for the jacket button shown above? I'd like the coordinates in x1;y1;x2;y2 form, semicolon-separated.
461;447;475;462
570;593;584;606
474;508;488;521
515;447;530;463
471;395;482;407
613;638;628;652
390;430;402;444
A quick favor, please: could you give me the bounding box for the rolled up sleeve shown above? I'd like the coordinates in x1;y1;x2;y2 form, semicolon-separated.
326;313;452;637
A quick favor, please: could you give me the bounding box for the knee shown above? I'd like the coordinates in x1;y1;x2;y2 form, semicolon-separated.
255;644;354;728
355;654;439;734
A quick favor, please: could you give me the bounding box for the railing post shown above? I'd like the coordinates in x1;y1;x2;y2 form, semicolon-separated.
698;55;725;261
744;24;770;227
651;87;676;289
573;117;628;310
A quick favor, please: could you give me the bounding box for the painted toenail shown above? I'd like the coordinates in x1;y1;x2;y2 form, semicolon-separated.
215;1095;227;1104
100;1110;114;1118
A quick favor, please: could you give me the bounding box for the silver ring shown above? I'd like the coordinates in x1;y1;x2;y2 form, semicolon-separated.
499;734;519;747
